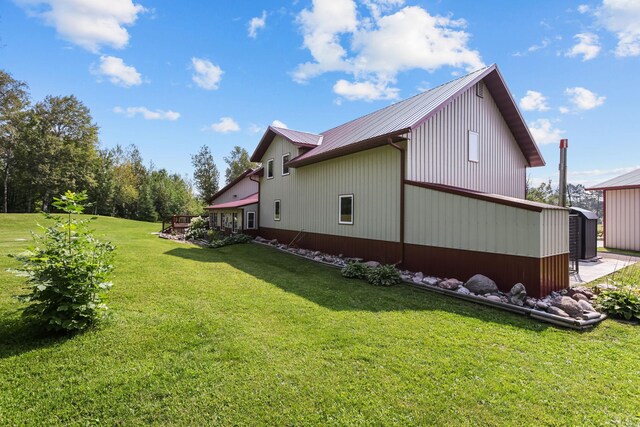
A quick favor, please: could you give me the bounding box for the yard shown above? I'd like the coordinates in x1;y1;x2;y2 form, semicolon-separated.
1;214;639;426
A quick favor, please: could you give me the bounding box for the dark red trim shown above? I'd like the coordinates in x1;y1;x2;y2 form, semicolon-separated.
287;131;409;168
587;184;640;191
405;180;566;212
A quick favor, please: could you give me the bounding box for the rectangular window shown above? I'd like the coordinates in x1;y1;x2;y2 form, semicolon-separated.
282;153;290;176
274;200;281;221
339;194;353;225
232;212;238;233
213;212;218;228
267;159;274;179
468;130;479;163
246;211;256;229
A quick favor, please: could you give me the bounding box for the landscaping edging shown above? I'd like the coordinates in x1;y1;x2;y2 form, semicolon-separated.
251;239;607;330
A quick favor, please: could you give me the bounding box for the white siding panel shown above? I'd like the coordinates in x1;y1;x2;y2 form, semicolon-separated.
260;137;401;242
407;84;528;198
212;177;259;204
606;189;640;251
405;185;543;257
540;209;569;257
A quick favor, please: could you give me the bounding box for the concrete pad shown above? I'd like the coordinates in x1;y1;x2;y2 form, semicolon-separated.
570;253;640;286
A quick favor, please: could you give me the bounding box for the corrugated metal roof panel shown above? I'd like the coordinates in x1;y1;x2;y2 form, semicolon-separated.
207;192;259;209
588;168;640;190
271;126;322;146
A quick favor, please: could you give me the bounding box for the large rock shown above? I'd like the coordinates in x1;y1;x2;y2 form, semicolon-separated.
364;261;380;268
422;276;439;286
485;295;503;303
547;306;570;317
438;279;462;290
551;296;583;318
457;286;471;295
464;274;499;295
567;286;595;300
509;283;527;306
571;293;589;302
578;300;596;313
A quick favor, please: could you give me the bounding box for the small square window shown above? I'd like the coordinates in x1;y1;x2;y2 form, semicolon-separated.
339;195;353;225
468;130;479;163
282;153;290;176
267;159;274;179
246;211;256;229
274;200;281;221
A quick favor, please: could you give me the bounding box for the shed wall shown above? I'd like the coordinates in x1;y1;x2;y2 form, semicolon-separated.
260;136;401;242
404;185;541;257
605;188;640;251
540;209;569;257
407;83;527;198
212;177;258;205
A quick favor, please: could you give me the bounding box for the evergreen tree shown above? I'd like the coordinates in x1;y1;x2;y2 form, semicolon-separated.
191;145;219;203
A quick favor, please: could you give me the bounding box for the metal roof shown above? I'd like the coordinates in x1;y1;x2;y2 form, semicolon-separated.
285;64;544;168
588;168;640;190
569;207;599;220
206;192;259;209
250;126;322;162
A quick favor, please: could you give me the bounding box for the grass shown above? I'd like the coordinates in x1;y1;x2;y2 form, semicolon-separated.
1;214;640;426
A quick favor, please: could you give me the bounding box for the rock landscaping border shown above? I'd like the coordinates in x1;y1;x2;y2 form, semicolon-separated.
252;237;607;330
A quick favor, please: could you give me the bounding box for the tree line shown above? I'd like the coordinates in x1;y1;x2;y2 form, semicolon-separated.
0;69;257;221
526;178;603;219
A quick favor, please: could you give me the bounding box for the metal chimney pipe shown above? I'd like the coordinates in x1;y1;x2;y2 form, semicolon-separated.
558;139;568;207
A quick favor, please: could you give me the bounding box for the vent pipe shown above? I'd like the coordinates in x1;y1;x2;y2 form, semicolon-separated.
558;139;568;207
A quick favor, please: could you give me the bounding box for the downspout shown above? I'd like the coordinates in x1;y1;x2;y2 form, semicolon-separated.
250;174;260;233
387;138;405;266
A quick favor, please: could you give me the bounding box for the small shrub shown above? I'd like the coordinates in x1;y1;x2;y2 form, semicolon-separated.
185;216;208;240
596;287;640;321
367;264;401;286
209;233;252;248
341;262;368;279
8;191;115;332
207;229;224;242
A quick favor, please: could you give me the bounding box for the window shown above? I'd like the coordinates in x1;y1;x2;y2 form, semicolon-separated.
232;212;238;233
246;211;256;229
468;130;479;163
274;200;281;221
212;212;218;228
267;159;274;179
339;194;353;225
282;153;290;176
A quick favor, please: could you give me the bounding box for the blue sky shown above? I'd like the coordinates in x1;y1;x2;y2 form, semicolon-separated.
3;0;639;188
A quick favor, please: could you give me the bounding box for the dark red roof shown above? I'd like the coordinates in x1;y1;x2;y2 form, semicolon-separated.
250;126;322;162
206;192;259;209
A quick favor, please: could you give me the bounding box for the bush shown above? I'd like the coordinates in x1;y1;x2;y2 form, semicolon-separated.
185;216;208;240
209;233;252;248
596;287;640;321
367;264;401;286
9;191;115;332
341;262;368;279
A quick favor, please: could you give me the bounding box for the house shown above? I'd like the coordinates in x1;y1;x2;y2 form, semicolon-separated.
588;168;640;252
206;168;260;235
247;64;568;297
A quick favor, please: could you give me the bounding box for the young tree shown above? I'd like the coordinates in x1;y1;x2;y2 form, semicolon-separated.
0;70;30;212
191;145;219;203
223;146;256;184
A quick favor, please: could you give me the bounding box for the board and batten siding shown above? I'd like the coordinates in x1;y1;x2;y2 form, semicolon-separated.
407;83;528;199
260;136;401;242
605;189;640;251
212;177;258;205
405;185;568;258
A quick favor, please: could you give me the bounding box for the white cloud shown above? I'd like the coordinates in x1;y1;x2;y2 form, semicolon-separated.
271;120;288;129
519;90;549;111
207;117;240;133
528;38;550;52
596;0;640;57
248;11;267;38
92;55;142;87
333;78;399;101
559;106;570;114
113;106;180;121
529;119;565;145
191;57;223;90
566;33;601;61
248;123;263;134
15;0;145;52
565;87;606;110
293;1;483;101
577;4;590;13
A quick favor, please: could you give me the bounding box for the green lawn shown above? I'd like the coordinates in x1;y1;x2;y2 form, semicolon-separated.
1;214;639;426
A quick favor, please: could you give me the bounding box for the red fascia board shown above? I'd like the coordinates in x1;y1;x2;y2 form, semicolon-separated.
405;180;568;212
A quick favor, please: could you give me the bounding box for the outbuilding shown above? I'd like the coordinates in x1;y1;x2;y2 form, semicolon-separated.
588;168;640;252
